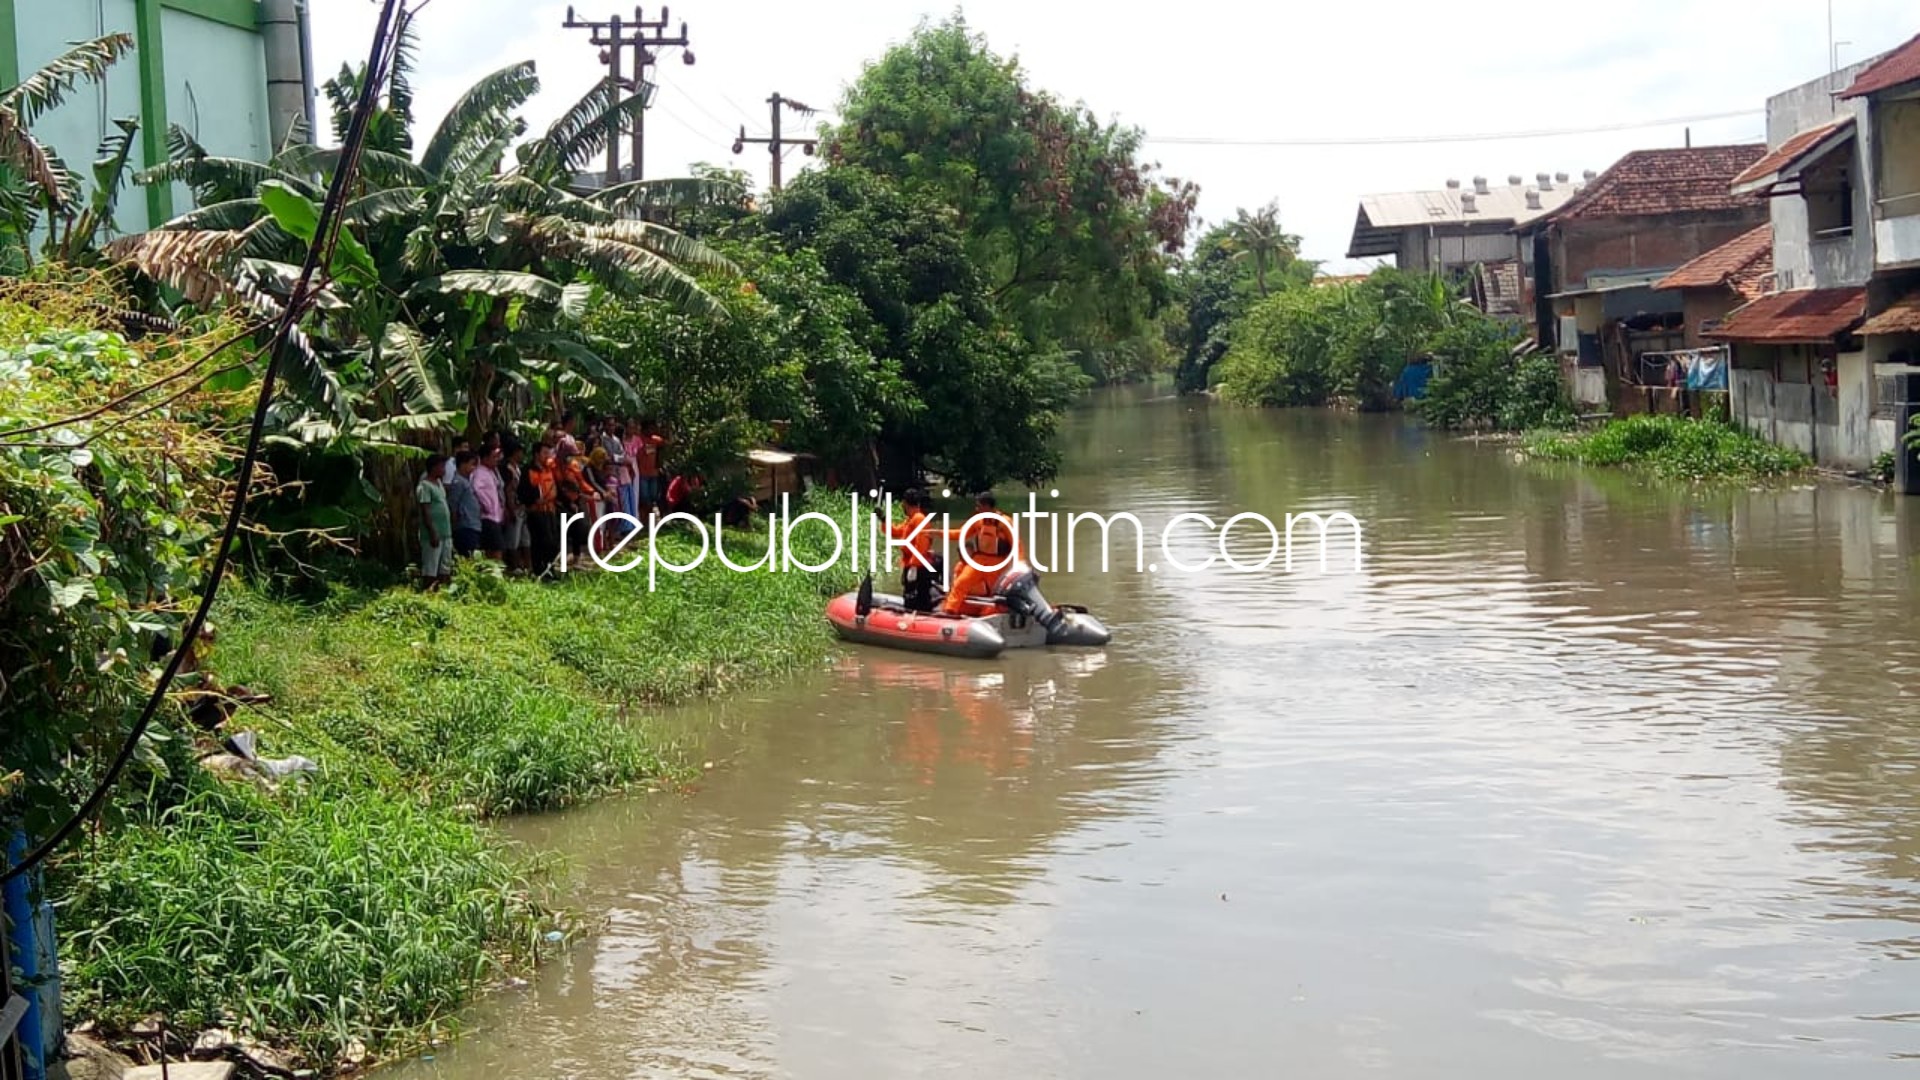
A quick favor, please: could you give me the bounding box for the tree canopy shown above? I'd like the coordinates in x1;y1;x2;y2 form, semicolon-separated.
826;16;1198;358
763;166;1082;489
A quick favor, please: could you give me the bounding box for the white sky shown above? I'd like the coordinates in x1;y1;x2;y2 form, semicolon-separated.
309;0;1918;274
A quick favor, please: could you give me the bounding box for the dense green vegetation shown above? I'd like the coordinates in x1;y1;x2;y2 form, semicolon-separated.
1524;415;1810;480
2;13;1207;1070
1210;266;1569;424
47;507;852;1066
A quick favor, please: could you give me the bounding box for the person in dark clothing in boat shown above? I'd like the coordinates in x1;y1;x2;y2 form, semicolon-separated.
889;488;942;612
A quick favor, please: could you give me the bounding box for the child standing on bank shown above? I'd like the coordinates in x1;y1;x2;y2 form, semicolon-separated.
416;454;453;589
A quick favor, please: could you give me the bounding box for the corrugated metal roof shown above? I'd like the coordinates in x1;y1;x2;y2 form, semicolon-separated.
1839;31;1920;99
1355;180;1578;230
1704;287;1866;344
1347;177;1581;256
1860;290;1920;336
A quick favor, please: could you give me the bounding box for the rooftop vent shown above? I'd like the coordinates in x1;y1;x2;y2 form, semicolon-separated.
1508;174;1524;186
1555;171;1570;183
1472;176;1490;194
1525;187;1542;210
1446;178;1461;189
1462;191;1478;212
1537;172;1554;191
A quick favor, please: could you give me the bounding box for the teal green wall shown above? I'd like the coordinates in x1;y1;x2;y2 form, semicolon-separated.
160;7;271;214
11;0;266;235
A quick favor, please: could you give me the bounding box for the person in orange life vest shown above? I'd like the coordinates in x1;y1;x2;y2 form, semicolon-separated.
939;491;1019;615
882;488;942;612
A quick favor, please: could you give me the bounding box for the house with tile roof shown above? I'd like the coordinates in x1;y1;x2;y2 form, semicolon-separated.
1654;224;1773;346
1703;33;1920;474
1512;144;1769;408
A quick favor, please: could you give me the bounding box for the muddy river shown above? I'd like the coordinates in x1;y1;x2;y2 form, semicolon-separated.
388;388;1920;1077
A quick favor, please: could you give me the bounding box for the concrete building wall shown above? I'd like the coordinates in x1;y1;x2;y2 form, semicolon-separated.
17;0;145;235
1765;103;1874;291
1766;62;1874;143
159;7;271;216
1681;289;1741;348
9;0;280;234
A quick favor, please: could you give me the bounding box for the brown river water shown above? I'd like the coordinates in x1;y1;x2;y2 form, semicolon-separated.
387;387;1920;1078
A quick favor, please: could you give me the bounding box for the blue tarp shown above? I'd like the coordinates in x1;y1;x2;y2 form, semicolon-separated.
1394;360;1433;400
1685;350;1727;391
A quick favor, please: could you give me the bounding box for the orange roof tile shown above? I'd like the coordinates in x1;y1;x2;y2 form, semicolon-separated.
1840;31;1920;99
1728;118;1854;194
1705;287;1866;344
1538;144;1767;223
1655;225;1773;300
1860;290;1920;336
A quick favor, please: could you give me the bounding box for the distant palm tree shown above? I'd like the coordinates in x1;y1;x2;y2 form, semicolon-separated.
1222;200;1300;297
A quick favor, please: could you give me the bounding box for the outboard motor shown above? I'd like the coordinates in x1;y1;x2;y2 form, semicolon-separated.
994;561;1111;646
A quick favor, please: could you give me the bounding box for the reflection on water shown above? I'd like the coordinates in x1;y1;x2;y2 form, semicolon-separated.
388;388;1920;1078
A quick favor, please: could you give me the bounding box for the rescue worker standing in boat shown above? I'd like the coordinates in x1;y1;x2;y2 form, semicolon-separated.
940;492;1019;616
887;488;942;612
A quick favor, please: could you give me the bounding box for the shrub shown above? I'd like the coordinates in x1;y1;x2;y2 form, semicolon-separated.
57;774;556;1064
1524;415;1808;480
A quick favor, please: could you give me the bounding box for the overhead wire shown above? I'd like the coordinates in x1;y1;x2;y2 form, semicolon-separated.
0;0;410;887
1142;108;1764;147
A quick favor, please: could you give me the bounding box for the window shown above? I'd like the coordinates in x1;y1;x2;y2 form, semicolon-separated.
1879;99;1920;217
1805;156;1854;239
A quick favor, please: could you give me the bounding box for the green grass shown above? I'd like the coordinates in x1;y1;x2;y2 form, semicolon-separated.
1523;415;1810;481
56;775;556;1064
53;506;857;1070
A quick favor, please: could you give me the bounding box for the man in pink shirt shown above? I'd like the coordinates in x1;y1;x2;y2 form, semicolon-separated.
473;445;507;560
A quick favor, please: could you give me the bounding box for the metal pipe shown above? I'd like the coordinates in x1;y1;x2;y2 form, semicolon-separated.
261;0;308;147
3;832;49;1080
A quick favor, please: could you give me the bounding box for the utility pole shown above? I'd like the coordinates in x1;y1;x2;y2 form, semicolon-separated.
732;93;816;192
561;6;694;186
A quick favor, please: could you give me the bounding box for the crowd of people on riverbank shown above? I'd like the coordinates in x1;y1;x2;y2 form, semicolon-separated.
412;412;707;586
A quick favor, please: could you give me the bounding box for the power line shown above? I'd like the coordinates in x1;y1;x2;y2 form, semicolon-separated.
561;6;695;182
679;88;754;138
1143;108;1764;147
0;0;408;888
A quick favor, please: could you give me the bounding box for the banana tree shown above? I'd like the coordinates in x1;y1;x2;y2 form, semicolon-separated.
112;32;745;441
0;33;136;270
107;27;746;560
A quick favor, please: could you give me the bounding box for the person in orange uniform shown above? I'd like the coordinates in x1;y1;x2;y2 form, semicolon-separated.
885;488;942;612
939;491;1018;615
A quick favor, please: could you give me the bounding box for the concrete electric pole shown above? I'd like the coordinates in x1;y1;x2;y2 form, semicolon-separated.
561;6;694;185
732;93;817;192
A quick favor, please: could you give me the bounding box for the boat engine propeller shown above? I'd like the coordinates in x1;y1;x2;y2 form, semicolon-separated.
995;562;1112;646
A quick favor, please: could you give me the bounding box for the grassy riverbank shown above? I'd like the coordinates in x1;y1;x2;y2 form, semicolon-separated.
52;519;856;1072
1523;415;1810;481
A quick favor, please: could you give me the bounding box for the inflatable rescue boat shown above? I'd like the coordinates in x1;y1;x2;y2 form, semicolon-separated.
826;562;1110;659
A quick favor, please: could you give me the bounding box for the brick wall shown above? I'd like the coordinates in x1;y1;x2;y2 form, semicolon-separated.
1553;210;1770;291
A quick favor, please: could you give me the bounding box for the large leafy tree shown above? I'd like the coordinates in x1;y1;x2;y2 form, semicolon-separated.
826;16;1196;358
580;238;909;485
763;166;1076;489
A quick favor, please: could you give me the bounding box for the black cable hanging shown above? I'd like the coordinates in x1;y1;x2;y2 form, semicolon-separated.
1;0;410;887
